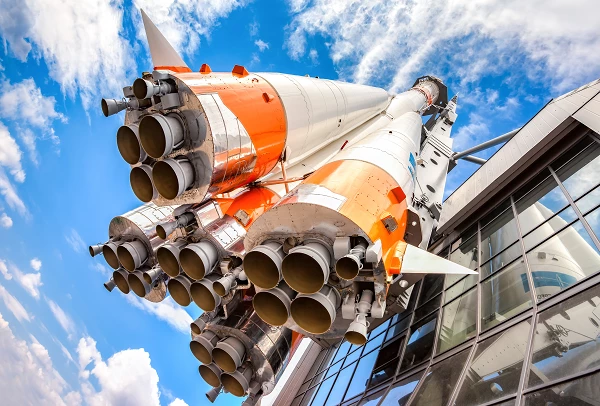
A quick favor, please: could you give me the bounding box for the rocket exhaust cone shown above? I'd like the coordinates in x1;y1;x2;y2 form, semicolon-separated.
253;282;295;326
205;386;221;403
139;114;184;159
291;285;340;334
112;269;130;294
89;244;103;257
190;330;219;364
132;78;153;100
213;336;246;373
199;363;222;387
152;158;194;200
190;275;221;312
167;275;192;306
130;165;157;203
102;241;123;270
127;270;152;297
156;241;187;277
117;124;147;165
221;363;253;397
179;241;218;280
117;240;148;272
190;317;206;336
345;319;368;346
103;278;116;292
243;242;284;289
156;221;177;240
335;256;361;280
282;242;331;294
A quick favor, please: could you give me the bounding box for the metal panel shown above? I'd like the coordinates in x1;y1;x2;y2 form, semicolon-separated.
573;92;600;134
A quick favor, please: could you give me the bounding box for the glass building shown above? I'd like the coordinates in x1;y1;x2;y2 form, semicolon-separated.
269;80;600;406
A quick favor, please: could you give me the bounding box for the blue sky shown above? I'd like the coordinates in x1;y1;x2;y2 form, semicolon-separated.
0;0;598;405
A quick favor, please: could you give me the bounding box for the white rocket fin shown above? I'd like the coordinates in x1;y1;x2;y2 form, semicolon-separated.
140;9;190;71
401;244;477;275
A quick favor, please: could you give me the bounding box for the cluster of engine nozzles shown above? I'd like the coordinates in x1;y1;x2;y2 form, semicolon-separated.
190;320;254;399
244;240;372;344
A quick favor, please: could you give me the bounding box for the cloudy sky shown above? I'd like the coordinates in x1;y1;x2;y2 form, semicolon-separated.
0;0;598;405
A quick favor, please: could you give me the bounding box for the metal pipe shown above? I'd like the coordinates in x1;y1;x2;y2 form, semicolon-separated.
453;128;520;160
461;155;487;165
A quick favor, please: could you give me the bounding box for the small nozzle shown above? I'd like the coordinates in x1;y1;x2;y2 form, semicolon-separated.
179;240;218;280
243;242;285;289
206;386;222;403
139;114;184;159
157;212;196;239
130;164;158;203
190;330;219;364
283;241;331;294
253;281;296;326
199;363;222;387
103;278;116;292
102;240;123;269
101;98;127;117
89;244;104;257
344;290;373;346
213;266;243;297
152;158;195;200
156;240;187;277
112;269;130;294
291;285;340;335
190;275;222;312
221;363;253;397
213;336;246;373
117;124;147;165
190;316;206;336
117;240;148;272
167;275;193;306
133;78;173;100
127;270;148;297
336;242;367;280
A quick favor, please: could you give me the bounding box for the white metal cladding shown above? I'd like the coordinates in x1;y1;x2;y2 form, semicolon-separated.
438;78;600;233
256;73;389;165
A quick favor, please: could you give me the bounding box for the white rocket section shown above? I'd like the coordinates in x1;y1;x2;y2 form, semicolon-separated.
140;9;189;69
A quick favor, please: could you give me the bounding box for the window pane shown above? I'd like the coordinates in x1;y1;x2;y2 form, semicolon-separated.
344;350;380;401
410;348;471;406
481;206;519;264
414;293;441;322
374;337;403;371
528;283;600;387
297;379;311;395
418;274;445;307
310;376;335;406
455;320;531;405
344;347;363;367
515;175;569;235
525;220;600;302
554;140;600;201
584;206;599;242
358;387;387;406
437;288;477;353
385;316;410;343
445;274;478;304
481;258;532;331
576;185;600;214
317;347;335;373
369;337;404;388
308;348;329;378
379;371;425;406
523;370;600;405
291;395;303;406
332;341;351;365
325;361;342;379
448;234;479;271
326;363;357;405
481;241;523;278
363;331;385;354
300;384;318;406
400;313;438;371
369;319;390;339
522;207;578;251
369;360;399;388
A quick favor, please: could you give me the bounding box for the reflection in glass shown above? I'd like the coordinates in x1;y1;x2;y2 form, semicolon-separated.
312;348;330;376
326;363;357;405
418;274;444;307
370;337;404;388
385;316;410;343
515;174;569;235
299;383;318;406
445;274;478;304
555;141;600;201
455;320;531;405
523;370;600;405
325;361;342;379
481;242;523;278
521;206;577;252
291;395;303;406
363;330;386;354
358;387;387;406
576;185;600;214
437;288;477;353
344;346;363;367
525;220;600;302
481;206;519;264
528;284;600;387
310;376;335;405
401;313;438;371
448;234;478;273
411;348;470;406
369;319;390;339
344;350;380;401
379;371;425;406
332;341;351;365
414;293;441;322
481;259;532;330
584;206;599;242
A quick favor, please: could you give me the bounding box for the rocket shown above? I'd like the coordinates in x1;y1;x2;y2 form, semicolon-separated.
89;9;474;404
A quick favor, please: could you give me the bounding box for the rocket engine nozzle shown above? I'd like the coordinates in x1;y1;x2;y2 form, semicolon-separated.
116;240;148;272
179;240;218;280
253;281;295;326
291;285;340;334
199;363;222;388
88;244;104;258
130;164;158;203
112;268;130;294
190;330;219;364
156;240;187;277
103;278;116;292
128;267;162;297
335;241;367;281
152;158;195;200
213;266;244;297
344;290;374;346
132;78;174;100
221;362;253;397
101;98;151;117
205;386;222;403
282;241;331;294
213;336;246;373
102;240;123;269
167;275;193;306
156;212;195;239
117;124;147;165
243;242;284;290
190;274;222;311
139;114;184;159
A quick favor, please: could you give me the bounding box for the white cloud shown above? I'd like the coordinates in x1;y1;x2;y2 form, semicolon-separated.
0;284;30;322
90;262;111;278
65;228;86;253
0;122;25;183
168;399;189;406
2;261;43;299
286;0;600;93
249;20;260;37
308;48;319;65
0;260;11;280
30;257;42;271
77;336;161;406
125;295;193;334
0;167;27;216
0;212;12;228
0;0;135;110
255;39;269;52
0;312;79;405
47;299;76;337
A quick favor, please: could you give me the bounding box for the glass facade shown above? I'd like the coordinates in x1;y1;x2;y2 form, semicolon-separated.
290;130;600;406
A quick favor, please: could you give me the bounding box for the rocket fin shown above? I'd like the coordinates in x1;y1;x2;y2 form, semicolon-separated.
140;9;191;72
401;244;477;275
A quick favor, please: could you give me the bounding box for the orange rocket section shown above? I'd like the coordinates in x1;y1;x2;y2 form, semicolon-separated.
175;71;287;181
217;187;281;230
302;160;409;275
